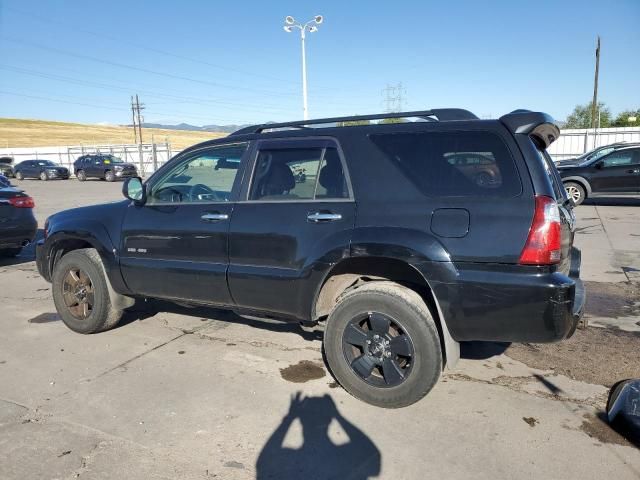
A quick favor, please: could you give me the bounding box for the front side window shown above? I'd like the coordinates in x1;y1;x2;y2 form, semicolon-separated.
370;131;521;197
148;142;248;204
249;146;348;201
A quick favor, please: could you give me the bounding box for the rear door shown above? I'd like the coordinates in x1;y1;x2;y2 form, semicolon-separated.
589;148;639;193
227;138;355;319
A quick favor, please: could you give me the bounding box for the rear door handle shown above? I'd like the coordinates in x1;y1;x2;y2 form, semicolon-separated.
201;212;229;222
307;212;342;223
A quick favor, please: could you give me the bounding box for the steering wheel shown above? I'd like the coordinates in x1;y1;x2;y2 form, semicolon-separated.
188;183;223;202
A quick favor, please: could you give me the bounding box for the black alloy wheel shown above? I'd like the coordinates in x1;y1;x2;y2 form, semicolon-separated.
342;311;415;388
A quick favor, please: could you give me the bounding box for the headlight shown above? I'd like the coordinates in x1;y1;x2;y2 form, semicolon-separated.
114;165;124;170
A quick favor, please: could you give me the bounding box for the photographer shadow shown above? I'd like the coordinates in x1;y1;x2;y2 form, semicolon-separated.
256;392;381;480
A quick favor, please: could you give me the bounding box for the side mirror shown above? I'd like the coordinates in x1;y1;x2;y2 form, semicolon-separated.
607;379;640;447
123;177;146;205
594;162;604;170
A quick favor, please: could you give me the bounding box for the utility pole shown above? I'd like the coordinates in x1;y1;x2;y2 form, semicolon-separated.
130;96;137;143
590;36;601;129
135;94;145;144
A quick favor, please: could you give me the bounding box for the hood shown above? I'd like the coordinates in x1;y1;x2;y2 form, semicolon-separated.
115;163;137;169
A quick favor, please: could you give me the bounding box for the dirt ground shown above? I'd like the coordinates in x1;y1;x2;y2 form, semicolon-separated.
505;281;640;387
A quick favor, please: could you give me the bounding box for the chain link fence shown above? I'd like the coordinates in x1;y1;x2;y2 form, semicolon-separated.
0;143;176;177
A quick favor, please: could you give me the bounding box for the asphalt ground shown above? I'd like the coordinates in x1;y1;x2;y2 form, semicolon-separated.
1;179;639;479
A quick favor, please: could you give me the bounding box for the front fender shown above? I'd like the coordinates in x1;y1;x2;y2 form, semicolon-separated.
560;175;592;195
40;221;129;295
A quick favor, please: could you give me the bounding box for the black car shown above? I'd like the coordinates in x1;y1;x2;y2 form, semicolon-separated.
0;157;14;178
14;160;70;181
0;178;37;257
555;142;634;167
36;108;584;408
73;154;138;182
557;144;640;205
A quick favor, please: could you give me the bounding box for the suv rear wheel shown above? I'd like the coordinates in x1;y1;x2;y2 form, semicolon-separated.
52;248;123;334
323;281;442;408
564;181;586;205
104;170;115;182
15;171;24;181
76;170;86;181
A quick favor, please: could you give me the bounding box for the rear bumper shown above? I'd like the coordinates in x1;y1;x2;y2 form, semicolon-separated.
0;218;37;249
426;248;585;343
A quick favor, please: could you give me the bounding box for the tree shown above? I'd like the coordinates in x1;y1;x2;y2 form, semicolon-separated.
338;119;370;126
378;118;407;124
611;109;640;128
564;102;611;129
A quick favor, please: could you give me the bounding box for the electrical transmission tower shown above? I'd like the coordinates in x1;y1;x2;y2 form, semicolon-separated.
382;82;406;113
130;95;145;144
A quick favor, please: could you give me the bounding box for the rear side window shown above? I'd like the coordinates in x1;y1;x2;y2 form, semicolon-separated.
369;131;521;197
249;146;348;201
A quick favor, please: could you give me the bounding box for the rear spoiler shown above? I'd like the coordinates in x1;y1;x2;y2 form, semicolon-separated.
499;110;560;148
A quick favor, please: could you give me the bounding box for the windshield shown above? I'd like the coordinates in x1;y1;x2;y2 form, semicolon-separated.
578;146;616;165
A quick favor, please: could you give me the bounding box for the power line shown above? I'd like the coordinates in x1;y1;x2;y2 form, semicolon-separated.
4;5;304;87
1;36;303;99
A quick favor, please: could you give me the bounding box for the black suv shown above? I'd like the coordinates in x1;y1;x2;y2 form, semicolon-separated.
36;109;584;408
14;160;70;181
557;144;640;205
73;154;138;181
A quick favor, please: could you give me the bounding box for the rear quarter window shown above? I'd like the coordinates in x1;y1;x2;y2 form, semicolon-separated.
369;131;521;197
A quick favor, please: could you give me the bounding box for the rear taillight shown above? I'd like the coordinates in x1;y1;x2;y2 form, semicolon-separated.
9;196;35;208
519;195;561;265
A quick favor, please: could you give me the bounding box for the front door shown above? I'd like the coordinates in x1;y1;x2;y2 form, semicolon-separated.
590;148;640;193
228;139;356;320
120;142;250;305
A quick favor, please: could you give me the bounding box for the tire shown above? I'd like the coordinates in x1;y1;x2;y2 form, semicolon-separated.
323;281;442;408
564;181;586;206
76;170;86;182
39;171;48;181
52;248;123;334
0;247;22;257
15;171;24;181
104;170;115;182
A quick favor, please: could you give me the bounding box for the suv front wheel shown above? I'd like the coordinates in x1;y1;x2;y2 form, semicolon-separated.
52;248;123;334
323;281;442;408
104;170;116;182
564;181;586;205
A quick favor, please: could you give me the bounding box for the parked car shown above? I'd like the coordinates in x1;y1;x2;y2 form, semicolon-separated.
557;144;640;205
36;108;584;408
554;142;637;167
0;157;15;178
73;154;138;181
0;179;37;257
14;160;70;181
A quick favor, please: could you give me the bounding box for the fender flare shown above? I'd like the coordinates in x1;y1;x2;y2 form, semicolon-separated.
561;176;591;195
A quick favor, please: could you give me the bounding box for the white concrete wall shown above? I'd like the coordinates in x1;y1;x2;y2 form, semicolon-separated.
548;126;640;161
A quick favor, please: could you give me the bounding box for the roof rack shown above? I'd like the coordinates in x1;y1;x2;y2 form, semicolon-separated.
230;108;478;135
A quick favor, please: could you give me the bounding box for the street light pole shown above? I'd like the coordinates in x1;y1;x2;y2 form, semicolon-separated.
300;27;308;120
284;15;323;120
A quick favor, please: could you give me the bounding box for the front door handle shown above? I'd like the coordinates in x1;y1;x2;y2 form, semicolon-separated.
307;212;342;223
201;212;229;222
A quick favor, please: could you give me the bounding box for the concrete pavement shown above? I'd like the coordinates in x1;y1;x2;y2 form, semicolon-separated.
0;181;638;479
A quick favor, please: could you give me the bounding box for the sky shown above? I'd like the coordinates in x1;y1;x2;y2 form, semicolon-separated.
0;0;638;126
